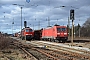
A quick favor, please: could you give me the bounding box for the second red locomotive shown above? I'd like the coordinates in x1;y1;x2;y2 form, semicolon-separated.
21;27;34;40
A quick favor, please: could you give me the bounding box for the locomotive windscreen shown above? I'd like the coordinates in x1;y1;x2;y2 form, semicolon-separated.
30;29;33;32
57;28;66;32
26;29;29;32
25;29;32;32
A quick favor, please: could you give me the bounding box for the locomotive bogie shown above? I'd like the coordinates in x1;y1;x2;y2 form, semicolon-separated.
22;35;34;40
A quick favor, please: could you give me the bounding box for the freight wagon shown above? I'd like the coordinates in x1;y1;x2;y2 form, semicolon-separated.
34;29;42;40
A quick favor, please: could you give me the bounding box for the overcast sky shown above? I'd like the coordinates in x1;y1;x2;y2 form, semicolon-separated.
0;0;90;34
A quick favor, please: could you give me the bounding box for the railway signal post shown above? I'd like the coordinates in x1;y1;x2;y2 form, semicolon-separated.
24;21;27;41
70;9;74;46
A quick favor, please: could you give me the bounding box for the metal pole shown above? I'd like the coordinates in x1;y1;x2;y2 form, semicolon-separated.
74;24;75;38
79;27;80;37
25;30;26;41
21;7;22;40
48;17;50;26
12;18;14;36
33;24;34;30
79;19;80;37
71;20;74;46
57;19;58;24
68;17;70;37
12;22;13;36
38;21;40;29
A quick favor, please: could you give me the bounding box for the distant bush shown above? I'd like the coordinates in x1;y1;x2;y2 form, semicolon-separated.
0;34;12;50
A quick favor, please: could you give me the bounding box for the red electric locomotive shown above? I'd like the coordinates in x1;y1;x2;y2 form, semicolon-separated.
41;25;68;42
21;27;34;40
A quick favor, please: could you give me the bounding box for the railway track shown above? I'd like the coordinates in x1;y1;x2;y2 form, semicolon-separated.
28;41;90;60
12;40;76;60
12;40;38;60
11;38;90;60
32;48;78;60
12;40;60;60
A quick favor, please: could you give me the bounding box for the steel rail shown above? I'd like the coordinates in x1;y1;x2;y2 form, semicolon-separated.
30;41;90;59
12;40;38;60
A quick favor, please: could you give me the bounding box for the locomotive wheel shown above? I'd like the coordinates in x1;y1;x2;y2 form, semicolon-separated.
62;41;65;43
51;39;54;42
50;39;52;42
55;40;59;43
62;40;67;43
58;40;61;43
22;37;24;40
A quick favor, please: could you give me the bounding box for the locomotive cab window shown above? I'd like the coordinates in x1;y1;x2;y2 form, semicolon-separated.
57;28;66;32
30;29;33;32
26;29;29;32
62;28;66;31
57;28;61;31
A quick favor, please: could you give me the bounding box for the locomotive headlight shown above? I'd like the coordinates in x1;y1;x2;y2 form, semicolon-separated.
26;34;29;35
57;33;60;34
26;34;32;35
30;34;32;35
64;33;67;35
